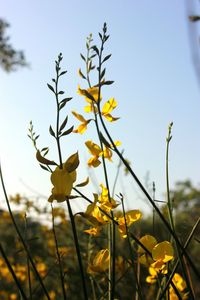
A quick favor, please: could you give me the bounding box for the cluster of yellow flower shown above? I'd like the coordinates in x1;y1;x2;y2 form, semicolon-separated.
138;235;188;299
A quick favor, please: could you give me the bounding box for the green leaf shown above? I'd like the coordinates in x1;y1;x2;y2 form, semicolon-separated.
59;98;72;110
76;177;89;187
58;91;64;95
41;147;49;156
99;32;103;40
36;150;56;165
60;126;74;137
102;54;112;64
39;164;50;172
80;53;86;61
92;45;99;56
100;68;106;80
59;70;67;76
64;152;79;172
49;125;55;137
102;80;114;85
90;54;96;59
47;83;55;93
59;116;68;133
78;69;86;79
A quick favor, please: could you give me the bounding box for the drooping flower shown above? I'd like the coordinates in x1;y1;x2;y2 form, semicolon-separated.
101;98;119;122
48;153;79;202
72;111;91;134
98;183;118;212
85;140;102;167
138;236;174;268
117;210;142;238
84;226;101;236
169;273;188;300
78;85;100;103
48;167;76;203
138;235;157;266
87;249;110;274
152;241;174;263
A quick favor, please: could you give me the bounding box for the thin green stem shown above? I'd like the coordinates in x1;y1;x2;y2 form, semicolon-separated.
24;214;32;299
51;205;67;300
0;243;28;299
66;199;88;300
165;123;195;299
55;57;63;168
96;26;116;300
166;123;175;237
52;56;88;299
0;164;51;300
121;195;144;300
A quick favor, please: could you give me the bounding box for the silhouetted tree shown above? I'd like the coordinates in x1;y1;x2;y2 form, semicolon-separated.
0;18;27;72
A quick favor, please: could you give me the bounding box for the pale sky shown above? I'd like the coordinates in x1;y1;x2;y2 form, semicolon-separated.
1;1;200;214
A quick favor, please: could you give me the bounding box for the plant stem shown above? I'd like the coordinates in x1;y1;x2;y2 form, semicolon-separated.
0;164;51;300
51;205;67;300
66;199;88;300
165;123;195;299
0;243;28;299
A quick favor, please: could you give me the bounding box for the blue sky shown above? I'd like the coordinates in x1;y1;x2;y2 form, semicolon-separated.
1;1;200;214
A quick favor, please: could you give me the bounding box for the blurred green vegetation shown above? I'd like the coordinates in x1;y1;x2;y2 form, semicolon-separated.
0;180;199;299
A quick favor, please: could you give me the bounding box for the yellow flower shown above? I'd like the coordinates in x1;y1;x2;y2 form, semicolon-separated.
117;210;142;238
48;167;76;202
78;85;100;103
36;262;47;277
146;266;158;284
152;241;174;263
103;146;113;161
172;273;187;293
84;226;101;236
88;249;110;274
169;273;188;300
85;140;102;167
102;98;119;122
98;183;118;212
72;111;91;134
48;155;78;203
138;235;157;266
138;235;157;254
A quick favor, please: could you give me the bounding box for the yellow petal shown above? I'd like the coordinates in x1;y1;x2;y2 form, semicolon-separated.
48;167;76;202
124;210;142;225
103;146;113;161
172;273;186;292
72;111;87;123
87;156;101;168
84;104;93;113
103;113;119;122
138;235;157;254
88;249;110;274
152;241;174;263
102;98;117;114
74;123;88;134
77;85;100;103
84;227;101;236
85;140;102;156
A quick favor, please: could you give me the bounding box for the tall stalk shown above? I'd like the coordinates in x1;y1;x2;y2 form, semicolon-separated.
51;205;67;300
165;123;195;299
51;55;88;299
